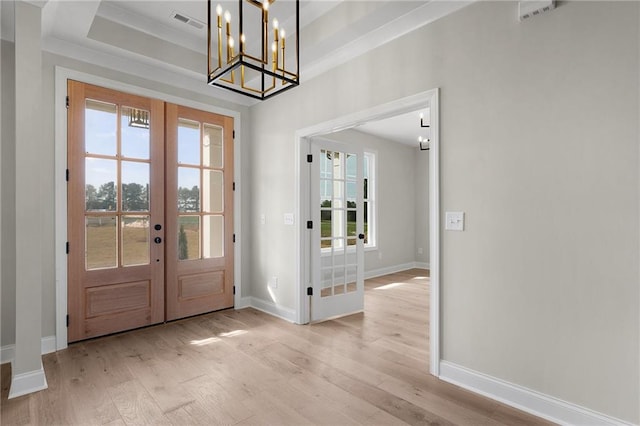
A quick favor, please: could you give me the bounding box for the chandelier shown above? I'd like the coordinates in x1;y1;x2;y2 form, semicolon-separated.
208;0;300;100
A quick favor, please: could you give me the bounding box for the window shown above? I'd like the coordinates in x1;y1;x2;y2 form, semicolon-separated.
364;152;376;249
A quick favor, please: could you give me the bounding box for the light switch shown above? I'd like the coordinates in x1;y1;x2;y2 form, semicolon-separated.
445;211;464;231
260;214;266;225
284;213;295;225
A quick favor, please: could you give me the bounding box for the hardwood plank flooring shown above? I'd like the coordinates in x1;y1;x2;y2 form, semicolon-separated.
1;269;553;425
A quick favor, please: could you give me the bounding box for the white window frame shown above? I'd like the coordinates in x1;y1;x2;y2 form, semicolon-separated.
363;151;376;250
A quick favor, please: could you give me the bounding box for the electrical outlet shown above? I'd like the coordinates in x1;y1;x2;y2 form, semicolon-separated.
418;247;423;255
284;213;294;225
378;252;382;260
269;276;278;289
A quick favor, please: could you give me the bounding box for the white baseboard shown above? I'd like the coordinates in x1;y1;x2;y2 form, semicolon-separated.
1;335;57;365
414;261;430;270
439;361;636;426
243;262;430;325
365;261;429;280
234;296;253;310
41;336;57;355
8;361;48;399
238;297;296;323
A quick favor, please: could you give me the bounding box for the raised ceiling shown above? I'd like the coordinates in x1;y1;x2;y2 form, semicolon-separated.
2;0;470;106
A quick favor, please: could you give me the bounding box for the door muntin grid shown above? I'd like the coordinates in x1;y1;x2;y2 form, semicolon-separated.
319;149;359;297
84;100;151;271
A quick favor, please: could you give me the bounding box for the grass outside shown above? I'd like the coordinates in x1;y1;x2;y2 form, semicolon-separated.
86;216;149;269
320;220;368;248
85;216;202;269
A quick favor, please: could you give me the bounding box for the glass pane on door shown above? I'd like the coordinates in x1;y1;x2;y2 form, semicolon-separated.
83;97;155;272
86;216;117;270
320;148;359;298
176;116;227;263
85;158;117;212
121;106;150;160
203;124;223;168
121;162;149;212
178;216;200;260
122;215;150;266
85;100;117;156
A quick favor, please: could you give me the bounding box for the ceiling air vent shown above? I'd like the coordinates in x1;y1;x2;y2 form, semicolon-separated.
171;11;205;30
518;0;555;21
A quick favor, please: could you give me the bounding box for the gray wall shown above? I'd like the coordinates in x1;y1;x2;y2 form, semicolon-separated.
414;147;429;265
1;40;16;347
249;1;639;423
1;1;638;423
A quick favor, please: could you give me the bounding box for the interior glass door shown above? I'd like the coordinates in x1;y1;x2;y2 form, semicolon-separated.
310;137;364;321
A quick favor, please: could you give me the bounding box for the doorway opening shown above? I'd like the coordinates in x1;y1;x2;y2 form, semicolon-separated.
295;89;440;376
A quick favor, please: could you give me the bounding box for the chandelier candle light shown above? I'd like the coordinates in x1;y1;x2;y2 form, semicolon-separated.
208;0;299;100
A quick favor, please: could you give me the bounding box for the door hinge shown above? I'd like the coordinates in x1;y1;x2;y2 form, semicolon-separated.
233;130;235;139
307;154;312;163
307;287;313;296
233;234;236;243
66;242;69;254
233;182;235;191
65;169;69;182
306;221;313;229
233;286;236;295
65;96;69;109
66;314;69;327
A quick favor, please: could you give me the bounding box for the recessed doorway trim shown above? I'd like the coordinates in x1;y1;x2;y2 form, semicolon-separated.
54;66;243;350
294;88;441;376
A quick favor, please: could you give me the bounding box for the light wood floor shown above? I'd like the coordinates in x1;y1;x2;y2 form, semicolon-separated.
1;269;552;425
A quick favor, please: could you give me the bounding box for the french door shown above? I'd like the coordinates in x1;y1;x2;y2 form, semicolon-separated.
67;81;234;342
310;138;365;321
165;104;234;321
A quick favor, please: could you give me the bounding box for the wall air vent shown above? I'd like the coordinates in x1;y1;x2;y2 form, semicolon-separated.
518;0;556;21
171;11;205;30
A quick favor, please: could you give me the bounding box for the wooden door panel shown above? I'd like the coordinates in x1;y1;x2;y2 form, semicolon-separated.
67;81;164;342
165;103;234;321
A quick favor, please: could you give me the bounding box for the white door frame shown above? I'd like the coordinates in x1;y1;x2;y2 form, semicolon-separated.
294;88;441;376
54;66;243;350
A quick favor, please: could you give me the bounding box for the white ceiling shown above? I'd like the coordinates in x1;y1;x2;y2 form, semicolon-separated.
2;0;470;146
356;108;431;147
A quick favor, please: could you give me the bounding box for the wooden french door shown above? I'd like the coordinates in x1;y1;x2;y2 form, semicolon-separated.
67;81;165;342
67;81;234;342
165;104;234;321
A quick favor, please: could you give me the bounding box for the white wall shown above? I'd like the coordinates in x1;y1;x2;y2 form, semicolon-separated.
249;2;639;423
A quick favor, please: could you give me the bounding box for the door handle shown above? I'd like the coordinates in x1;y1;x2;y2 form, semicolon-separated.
358;234;365;240
154;237;162;244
